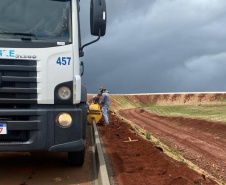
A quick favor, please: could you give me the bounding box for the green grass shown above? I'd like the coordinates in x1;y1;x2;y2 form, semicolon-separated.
170;147;180;156
217;179;226;185
139;103;156;108
218;98;226;102
134;125;140;131
190;165;195;170
175;122;182;126
156;140;161;146
147;105;226;123
145;131;151;140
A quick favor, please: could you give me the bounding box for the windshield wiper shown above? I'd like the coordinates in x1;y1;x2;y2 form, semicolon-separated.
0;31;37;40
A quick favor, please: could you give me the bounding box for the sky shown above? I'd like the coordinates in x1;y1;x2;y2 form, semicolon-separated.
79;0;226;94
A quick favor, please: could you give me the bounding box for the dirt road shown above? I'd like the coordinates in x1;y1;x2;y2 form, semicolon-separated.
0;125;94;185
119;108;226;181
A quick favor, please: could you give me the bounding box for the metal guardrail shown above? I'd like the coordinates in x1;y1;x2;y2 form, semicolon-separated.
91;120;110;185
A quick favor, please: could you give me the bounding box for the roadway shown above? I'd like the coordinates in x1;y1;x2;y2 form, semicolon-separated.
0;125;95;185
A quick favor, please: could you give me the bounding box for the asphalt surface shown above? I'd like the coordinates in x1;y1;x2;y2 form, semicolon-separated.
0;125;94;185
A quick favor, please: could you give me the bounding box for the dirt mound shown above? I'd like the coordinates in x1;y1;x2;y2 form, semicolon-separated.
119;108;226;182
89;93;226;184
98;112;217;185
110;93;226;106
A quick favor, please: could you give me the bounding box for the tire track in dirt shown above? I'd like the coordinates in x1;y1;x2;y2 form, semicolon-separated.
123;109;224;160
119;108;226;181
128;109;226;158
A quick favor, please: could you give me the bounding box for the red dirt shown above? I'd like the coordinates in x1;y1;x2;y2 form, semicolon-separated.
122;93;226;105
98;112;218;185
119;108;226;182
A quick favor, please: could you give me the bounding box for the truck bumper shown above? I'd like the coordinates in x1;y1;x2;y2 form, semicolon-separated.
0;105;87;152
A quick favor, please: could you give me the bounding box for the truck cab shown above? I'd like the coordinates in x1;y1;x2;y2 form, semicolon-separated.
0;0;106;166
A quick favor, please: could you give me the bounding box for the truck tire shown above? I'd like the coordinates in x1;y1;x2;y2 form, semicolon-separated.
68;148;85;166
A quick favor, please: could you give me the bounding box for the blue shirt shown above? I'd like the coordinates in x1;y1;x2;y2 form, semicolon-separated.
100;92;110;108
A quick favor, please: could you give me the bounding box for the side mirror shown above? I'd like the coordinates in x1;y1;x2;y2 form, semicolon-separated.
90;0;107;36
80;0;107;57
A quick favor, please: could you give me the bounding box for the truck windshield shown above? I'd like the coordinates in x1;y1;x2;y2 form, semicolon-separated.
0;0;72;42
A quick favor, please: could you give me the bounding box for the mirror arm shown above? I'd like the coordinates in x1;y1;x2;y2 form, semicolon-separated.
79;30;101;57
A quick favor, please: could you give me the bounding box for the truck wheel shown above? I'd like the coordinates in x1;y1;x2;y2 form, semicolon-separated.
68;148;85;166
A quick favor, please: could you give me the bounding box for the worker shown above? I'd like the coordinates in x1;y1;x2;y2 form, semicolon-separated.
92;94;101;104
100;88;110;125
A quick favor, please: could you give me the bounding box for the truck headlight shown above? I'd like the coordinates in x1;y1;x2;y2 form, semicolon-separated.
56;113;72;127
58;86;71;100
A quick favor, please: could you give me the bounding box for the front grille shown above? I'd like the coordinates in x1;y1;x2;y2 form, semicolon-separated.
0;130;29;142
0;110;40;143
0;59;37;104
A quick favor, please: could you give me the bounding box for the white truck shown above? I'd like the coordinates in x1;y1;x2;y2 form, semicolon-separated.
0;0;106;166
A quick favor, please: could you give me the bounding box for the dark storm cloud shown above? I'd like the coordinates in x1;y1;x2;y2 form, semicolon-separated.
80;0;226;94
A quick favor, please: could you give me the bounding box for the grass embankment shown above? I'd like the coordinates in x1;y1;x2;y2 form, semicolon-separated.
148;105;226;123
110;95;153;111
109;95;137;111
110;95;226;123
